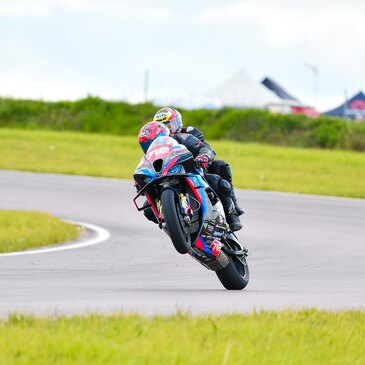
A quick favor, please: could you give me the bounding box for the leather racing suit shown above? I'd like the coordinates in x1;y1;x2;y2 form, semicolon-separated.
177;126;244;217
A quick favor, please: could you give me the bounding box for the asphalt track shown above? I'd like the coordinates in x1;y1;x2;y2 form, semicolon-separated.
1;170;365;316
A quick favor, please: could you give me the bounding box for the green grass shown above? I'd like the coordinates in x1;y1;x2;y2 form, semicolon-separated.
1;128;365;198
1;96;365;151
0;310;364;364
0;210;81;253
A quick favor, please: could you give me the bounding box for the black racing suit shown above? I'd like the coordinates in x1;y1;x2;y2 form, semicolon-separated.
173;132;215;163
172;132;234;215
177;126;244;216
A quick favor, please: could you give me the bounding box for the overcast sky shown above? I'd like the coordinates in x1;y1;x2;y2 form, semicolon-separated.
1;0;364;111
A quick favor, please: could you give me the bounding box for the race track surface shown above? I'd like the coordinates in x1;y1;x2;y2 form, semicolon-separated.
1;170;364;316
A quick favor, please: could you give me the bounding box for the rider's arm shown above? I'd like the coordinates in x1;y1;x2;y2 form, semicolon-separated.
174;133;216;161
197;145;216;162
180;126;205;142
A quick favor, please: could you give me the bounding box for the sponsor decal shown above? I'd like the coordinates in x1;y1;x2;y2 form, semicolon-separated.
155;112;167;120
349;100;365;110
145;146;171;160
211;240;222;256
155;110;173;121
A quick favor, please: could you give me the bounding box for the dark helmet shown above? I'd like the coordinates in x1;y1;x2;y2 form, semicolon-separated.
138;121;170;153
153;107;182;134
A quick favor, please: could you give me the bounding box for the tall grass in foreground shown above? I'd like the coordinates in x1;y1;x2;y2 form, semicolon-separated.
0;310;364;364
0;210;81;253
1;128;365;198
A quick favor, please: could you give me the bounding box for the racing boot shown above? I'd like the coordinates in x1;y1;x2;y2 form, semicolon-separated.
225;200;243;232
231;187;245;216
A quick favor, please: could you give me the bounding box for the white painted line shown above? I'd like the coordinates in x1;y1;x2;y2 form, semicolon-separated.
0;221;110;257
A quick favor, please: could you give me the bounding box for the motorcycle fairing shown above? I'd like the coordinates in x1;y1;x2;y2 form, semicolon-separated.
184;175;230;270
145;191;162;221
190;236;229;271
134;137;195;190
184;175;207;214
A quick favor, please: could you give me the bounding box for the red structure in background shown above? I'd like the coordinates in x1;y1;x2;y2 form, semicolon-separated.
291;105;320;118
262;77;320;118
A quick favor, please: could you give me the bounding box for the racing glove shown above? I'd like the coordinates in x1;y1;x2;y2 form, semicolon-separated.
195;154;210;170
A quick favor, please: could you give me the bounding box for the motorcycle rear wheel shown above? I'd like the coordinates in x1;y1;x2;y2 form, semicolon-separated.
215;256;249;290
161;188;191;254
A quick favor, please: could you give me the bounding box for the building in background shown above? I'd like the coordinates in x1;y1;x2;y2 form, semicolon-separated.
205;70;319;117
261;77;299;101
261;77;319;117
323;91;365;121
153;69;320;117
205;69;282;109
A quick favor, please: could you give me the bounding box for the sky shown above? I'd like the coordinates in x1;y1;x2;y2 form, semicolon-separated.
1;0;364;111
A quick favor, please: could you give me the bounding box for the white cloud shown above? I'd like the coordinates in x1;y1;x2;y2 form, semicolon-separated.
198;1;364;47
0;0;170;18
0;72;88;100
197;1;365;88
0;0;51;17
0;0;362;108
57;0;170;18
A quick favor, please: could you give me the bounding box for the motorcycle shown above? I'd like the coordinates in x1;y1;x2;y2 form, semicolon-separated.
133;136;249;290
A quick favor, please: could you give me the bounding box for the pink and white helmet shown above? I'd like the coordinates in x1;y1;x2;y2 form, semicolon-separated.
138;121;170;153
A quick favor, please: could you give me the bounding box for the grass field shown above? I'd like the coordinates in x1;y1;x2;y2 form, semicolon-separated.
1;129;363;364
1;128;365;198
0;310;364;365
0;210;81;253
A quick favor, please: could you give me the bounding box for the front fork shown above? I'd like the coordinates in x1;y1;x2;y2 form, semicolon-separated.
157;191;193;227
179;193;193;226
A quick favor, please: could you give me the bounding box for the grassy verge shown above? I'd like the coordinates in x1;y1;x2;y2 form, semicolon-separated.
1;128;365;198
0;310;364;364
0;210;81;253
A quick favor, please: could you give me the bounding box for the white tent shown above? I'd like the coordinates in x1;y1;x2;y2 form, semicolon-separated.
206;69;283;109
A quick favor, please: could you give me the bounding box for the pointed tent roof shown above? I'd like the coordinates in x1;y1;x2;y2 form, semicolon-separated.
323;91;365;118
206;69;282;108
261;77;299;102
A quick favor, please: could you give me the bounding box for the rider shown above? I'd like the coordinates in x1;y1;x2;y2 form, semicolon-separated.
153;107;244;214
137;121;242;231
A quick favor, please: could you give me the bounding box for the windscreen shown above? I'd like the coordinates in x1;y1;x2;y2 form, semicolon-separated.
146;136;179;152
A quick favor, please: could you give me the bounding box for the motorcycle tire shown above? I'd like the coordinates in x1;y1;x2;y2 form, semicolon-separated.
215;256;249;290
161;188;191;254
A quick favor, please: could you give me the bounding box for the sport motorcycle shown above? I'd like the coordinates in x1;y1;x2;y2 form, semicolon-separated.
133;136;249;290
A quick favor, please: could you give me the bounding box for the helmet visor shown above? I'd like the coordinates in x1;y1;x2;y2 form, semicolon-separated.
169;118;182;134
140;140;152;154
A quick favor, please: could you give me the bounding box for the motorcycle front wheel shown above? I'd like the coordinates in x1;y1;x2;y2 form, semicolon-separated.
161;188;191;254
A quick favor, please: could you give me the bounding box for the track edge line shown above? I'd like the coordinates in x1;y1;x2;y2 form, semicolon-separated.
0;221;110;257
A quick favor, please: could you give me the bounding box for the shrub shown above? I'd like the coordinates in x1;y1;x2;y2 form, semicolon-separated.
0;97;364;152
